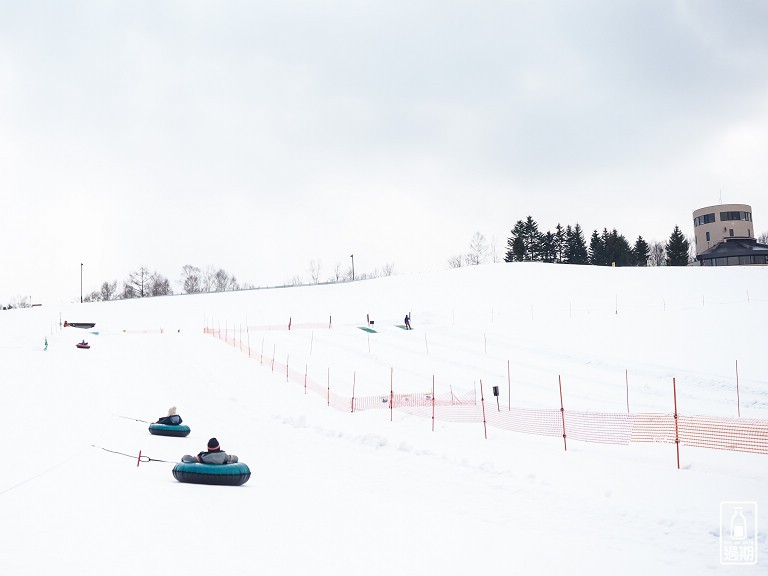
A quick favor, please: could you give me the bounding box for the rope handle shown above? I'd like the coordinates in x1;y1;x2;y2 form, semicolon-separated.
93;445;176;464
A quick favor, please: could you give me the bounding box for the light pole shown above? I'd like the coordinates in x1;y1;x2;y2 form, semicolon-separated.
350;254;355;281
80;263;83;303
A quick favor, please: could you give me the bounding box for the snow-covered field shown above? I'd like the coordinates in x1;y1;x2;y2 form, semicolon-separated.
1;263;766;575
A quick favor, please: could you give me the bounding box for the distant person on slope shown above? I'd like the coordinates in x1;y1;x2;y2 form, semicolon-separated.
404;314;412;330
156;406;183;426
182;438;239;464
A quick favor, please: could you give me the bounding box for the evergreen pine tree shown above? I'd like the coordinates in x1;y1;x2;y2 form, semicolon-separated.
522;216;542;261
633;236;650;266
554;223;565;263
505;220;527;262
563;225;575;263
541;232;556;263
603;229;633;266
589;230;606;265
665;226;690;266
570;224;589;264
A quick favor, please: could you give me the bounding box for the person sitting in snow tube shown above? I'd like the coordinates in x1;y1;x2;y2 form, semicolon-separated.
149;405;190;437
182;437;239;464
156;406;183;425
173;438;249;485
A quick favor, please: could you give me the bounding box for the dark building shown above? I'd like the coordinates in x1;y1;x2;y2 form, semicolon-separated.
696;237;768;266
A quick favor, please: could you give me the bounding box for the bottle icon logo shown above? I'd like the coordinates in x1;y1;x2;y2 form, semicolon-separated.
720;502;757;565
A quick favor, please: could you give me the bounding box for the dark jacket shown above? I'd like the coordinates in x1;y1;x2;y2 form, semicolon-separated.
156;414;182;425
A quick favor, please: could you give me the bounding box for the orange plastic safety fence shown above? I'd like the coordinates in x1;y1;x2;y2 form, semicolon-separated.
630;413;676;444
205;329;768;456
678;415;768;454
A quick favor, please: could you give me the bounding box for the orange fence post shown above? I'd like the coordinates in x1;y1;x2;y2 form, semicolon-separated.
559;375;567;451
625;369;630;413
390;367;394;422
137;450;142;468
431;376;435;432
480;379;488;440
673;377;680;470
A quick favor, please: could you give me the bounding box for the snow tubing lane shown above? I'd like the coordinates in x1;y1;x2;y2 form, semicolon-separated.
172;462;251;486
148;423;191;437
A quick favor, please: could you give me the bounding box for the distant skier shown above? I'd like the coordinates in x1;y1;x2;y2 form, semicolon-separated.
182;438;239;464
44;337;48;351
156;406;183;426
404;314;412;330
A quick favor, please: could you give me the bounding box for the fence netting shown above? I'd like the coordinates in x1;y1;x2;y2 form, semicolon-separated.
207;328;768;457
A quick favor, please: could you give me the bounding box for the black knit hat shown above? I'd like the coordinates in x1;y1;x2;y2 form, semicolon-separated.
207;438;220;451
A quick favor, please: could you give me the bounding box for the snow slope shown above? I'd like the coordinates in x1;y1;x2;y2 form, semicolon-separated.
0;263;766;575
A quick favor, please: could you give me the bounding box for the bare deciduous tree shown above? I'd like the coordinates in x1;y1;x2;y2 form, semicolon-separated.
466;232;488;266
686;234;697;264
11;296;31;308
380;262;395;276
447;255;464;269
181;265;202;294
100;280;118;301
149;272;172;296
83;291;100;303
329;262;344;283
759;231;768;244
490;235;500;263
648;241;666;266
124;267;151;298
213;269;230;292
201;266;216;293
309;259;321;284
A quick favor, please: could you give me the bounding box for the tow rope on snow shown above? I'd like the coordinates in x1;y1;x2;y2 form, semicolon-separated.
0;446;91;498
113;414;151;424
92;445;177;466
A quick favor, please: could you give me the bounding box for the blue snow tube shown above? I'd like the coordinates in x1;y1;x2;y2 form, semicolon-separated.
148;423;191;437
172;462;251;486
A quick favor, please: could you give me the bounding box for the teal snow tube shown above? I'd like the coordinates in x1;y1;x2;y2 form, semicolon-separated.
172;462;251;486
148;423;191;437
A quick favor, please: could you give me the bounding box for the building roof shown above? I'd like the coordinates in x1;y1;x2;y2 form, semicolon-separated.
696;237;768;261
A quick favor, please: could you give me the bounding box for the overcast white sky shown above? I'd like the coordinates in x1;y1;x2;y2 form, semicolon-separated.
2;0;768;304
